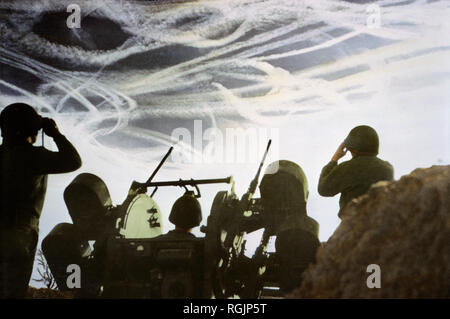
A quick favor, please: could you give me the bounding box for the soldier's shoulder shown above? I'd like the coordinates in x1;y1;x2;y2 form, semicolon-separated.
338;158;355;168
159;230;198;241
376;157;393;168
5;144;44;157
28;145;48;153
34;145;50;150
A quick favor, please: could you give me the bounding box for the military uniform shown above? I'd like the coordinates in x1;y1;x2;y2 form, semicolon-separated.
155;191;202;244
0;134;81;298
157;229;198;240
275;227;320;294
151;194;204;298
260;160;320;295
318;128;394;217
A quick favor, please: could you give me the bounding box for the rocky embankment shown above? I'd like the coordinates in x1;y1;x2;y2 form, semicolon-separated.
292;165;450;298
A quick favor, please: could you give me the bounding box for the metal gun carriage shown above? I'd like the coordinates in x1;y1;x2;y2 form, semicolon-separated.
42;141;320;298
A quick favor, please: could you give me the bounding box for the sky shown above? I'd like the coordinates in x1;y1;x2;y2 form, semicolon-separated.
0;0;449;287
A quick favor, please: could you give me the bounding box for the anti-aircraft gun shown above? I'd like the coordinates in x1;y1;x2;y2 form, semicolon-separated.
101;176;235;298
202;140;321;298
201;140;272;298
42;147;174;295
42;145;236;298
42;140;319;298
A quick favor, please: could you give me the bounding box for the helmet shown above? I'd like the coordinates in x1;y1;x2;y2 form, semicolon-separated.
169;191;202;229
344;125;379;155
260;160;309;204
0;103;42;138
259;160;310;231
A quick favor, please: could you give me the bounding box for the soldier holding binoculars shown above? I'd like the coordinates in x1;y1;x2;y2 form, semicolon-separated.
0;103;82;298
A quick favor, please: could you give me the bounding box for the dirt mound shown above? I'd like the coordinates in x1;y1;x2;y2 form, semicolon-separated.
26;287;74;299
292;165;450;298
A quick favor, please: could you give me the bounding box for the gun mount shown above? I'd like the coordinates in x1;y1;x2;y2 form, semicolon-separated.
42;140;320;299
147;176;234;198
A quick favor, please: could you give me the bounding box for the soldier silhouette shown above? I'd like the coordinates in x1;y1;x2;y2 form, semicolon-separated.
318;125;394;218
259;160;320;295
151;191;204;298
0;103;82;298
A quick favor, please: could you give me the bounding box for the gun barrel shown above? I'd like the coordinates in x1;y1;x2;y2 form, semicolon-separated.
144;146;174;185
147;176;233;188
245;139;272;196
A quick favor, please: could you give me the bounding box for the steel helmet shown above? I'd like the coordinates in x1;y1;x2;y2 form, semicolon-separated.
169;191;202;229
344;125;379;155
260;160;309;204
0;103;42;138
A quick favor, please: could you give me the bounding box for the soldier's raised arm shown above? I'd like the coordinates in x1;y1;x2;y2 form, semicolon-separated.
318;160;349;197
318;142;350;196
32;118;82;174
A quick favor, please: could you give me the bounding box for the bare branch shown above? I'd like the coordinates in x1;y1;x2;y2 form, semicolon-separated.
33;248;58;290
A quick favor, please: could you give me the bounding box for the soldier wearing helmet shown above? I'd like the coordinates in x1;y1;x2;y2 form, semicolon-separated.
160;191;202;240
259;160;320;295
0;103;82;298
150;191;204;298
318;125;393;218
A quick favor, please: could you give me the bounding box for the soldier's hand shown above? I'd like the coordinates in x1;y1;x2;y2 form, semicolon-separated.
42;118;62;138
331;142;347;162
